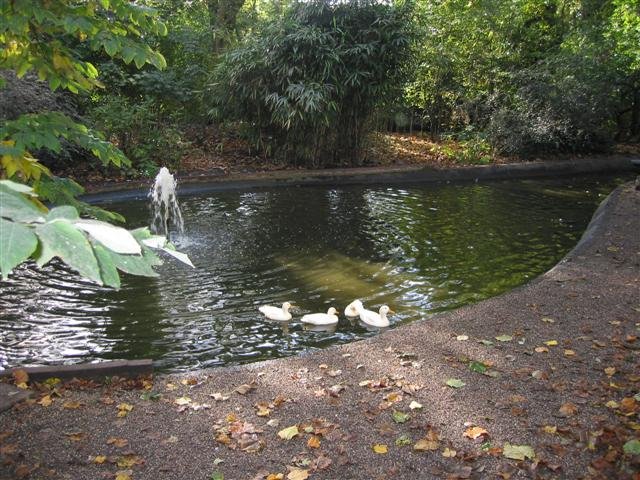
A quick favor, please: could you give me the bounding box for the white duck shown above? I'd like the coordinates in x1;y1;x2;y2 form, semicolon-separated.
301;307;339;326
258;302;293;321
359;304;395;328
344;299;363;318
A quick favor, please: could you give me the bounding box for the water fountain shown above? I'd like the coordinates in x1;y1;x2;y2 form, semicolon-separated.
149;167;184;238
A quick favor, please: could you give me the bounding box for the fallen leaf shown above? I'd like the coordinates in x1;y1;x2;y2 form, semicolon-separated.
442;447;457;457
542;425;557;434
107;437;129;448
409;401;423;410
115;472;132;480
414;435;439;451
544;340;558;346
563;349;576;356
469;361;487;374
392;410;410;424
395;434;412;446
604;367;616;377
267;474;284;480
463;426;488;440
495;335;513;342
503;443;535;461
541;317;555;323
236;383;255;395
116;454;144;468
92;455;107;464
117;403;133;418
63;401;83;409
38;395;52;407
327;369;342;377
307;436;320;449
211;472;224;480
456;335;469;341
64;431;84;442
445;378;465;388
287;468;309;480
12;369;28;387
534;346;549;353
606;400;620;409
373;444;388;454
623;439;640;455
559;402;577;417
278;425;299;440
174;397;192;406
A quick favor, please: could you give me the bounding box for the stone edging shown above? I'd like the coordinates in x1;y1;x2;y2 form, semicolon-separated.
82;155;638;203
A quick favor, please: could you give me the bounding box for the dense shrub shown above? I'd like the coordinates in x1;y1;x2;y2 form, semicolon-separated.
487;57;618;156
209;0;413;167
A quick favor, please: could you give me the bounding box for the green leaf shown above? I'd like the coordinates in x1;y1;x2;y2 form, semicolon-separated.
0;185;45;222
623;439;640;456
0;218;38;279
392;410;410;424
445;378;466;388
107;249;159;278
395;434;412;446
210;472;224;480
503;443;535;461
47;206;79;221
92;243;121;289
277;425;299;440
34;220;102;285
495;335;513;342
0;180;34;195
469;361;487;374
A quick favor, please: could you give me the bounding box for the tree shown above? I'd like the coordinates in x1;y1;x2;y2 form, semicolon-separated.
0;0;191;288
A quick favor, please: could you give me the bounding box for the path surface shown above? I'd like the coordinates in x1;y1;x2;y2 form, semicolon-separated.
1;184;639;480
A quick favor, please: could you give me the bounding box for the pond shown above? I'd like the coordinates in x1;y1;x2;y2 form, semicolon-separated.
0;174;629;372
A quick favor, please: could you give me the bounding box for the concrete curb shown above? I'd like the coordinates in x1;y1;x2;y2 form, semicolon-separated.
82;155;638;203
0;359;153;383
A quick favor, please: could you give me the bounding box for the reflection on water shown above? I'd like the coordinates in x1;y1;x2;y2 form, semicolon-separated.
0;175;629;372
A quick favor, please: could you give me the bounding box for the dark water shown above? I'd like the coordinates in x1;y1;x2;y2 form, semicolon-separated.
0;175;629;372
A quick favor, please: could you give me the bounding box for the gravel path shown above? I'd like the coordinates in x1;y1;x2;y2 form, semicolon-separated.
1;183;638;480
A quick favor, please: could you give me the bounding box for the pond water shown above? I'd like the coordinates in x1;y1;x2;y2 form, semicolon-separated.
0;174;629;372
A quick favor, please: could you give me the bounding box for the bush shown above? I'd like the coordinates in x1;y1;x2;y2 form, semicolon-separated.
209;0;413;167
89;96;187;176
487;56;618;156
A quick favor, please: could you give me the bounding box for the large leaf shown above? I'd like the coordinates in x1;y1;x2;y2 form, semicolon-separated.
0;185;45;222
107;249;159;278
92;242;121;289
34;220;102;285
75;220;141;254
0;218;38;280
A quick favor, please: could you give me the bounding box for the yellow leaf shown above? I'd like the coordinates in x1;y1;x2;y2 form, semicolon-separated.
373;444;388;454
287;468;309;480
278;425;299;440
604;367;616;377
563;349;576;356
307;435;321;449
63;401;82;409
267;475;284;480
38;395;52;407
115;473;132;480
116;455;143;468
16;382;29;390
606;400;619;409
442;447;457;457
534;346;549;353
117;403;133;417
93;455;107;464
544;340;558;346
543;425;557;434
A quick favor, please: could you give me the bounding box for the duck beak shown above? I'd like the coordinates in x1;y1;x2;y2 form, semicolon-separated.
388;309;396;315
